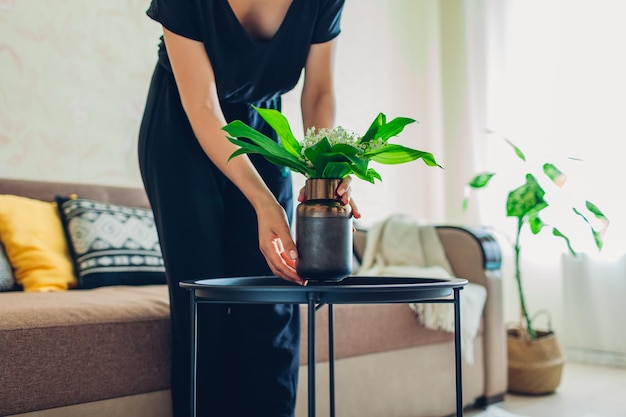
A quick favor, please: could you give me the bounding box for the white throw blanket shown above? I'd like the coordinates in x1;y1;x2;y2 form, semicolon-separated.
354;214;487;364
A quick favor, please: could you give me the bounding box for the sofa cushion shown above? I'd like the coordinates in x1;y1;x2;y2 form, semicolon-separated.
0;285;171;416
0;194;76;291
0;243;15;291
57;197;166;289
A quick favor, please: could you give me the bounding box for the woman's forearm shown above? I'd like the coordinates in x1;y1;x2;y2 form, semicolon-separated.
301;89;335;132
188;107;278;210
300;40;337;132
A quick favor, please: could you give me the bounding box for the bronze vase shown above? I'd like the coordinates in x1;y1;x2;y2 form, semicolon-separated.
296;178;353;282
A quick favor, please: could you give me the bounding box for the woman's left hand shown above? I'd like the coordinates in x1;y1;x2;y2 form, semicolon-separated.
298;176;361;219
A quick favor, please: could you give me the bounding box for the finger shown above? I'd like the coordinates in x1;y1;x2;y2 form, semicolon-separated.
272;258;306;285
336;176;352;196
350;197;361;219
263;246;304;285
268;238;305;285
280;250;296;268
297;186;306;203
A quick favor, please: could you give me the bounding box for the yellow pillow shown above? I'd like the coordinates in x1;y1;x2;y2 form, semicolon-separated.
0;194;77;291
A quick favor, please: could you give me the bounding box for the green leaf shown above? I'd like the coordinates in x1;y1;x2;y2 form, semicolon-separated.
527;213;545;234
365;144;442;167
573;200;610;250
463;172;496;211
468;172;495;188
227;137;313;176
342;154;369;177
375;117;416;142
330;143;361;157
223;122;310;174
543;163;566;187
505;138;526;161
585;200;609;224
552;227;576;256
321;162;353;179
251;106;301;158
506;174;548;219
223;120;277;148
303;137;333;170
352;167;382;183
361;113;386;142
224;121;303;169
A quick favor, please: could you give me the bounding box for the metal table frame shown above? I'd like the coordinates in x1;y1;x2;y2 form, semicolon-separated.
181;276;467;417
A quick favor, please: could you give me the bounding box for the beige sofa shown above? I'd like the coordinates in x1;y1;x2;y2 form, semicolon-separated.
0;178;507;417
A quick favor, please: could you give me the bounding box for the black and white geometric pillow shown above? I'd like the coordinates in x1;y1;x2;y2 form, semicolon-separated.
0;243;16;291
57;197;166;289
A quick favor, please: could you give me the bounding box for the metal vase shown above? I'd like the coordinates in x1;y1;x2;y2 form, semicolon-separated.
296;178;353;282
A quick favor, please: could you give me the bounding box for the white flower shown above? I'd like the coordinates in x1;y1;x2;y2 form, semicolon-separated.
303;126;361;149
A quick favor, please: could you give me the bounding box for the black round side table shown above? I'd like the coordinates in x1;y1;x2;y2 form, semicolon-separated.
180;276;468;417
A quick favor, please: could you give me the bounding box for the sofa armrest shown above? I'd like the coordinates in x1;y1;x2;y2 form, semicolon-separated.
436;225;507;402
352;224;507;401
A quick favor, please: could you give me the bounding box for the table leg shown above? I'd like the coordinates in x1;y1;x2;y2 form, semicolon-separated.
454;287;463;416
308;293;317;417
190;290;198;417
328;304;336;417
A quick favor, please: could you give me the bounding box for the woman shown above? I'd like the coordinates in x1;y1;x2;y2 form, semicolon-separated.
138;1;358;416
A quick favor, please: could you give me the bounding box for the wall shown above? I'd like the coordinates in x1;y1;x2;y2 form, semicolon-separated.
0;0;160;187
1;0;448;227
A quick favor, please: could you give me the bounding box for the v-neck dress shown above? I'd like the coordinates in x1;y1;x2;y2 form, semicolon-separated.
137;1;344;416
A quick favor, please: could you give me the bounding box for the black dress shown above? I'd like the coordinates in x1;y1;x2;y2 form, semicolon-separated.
137;1;344;416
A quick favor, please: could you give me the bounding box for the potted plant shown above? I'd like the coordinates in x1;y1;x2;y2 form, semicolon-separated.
463;136;609;394
223;106;441;280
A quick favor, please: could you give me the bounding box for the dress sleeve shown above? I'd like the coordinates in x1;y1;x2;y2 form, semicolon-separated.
146;0;202;41
311;0;345;44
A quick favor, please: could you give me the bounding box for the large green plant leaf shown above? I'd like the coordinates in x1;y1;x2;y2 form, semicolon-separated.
506;174;548;219
361;113;386;143
330;143;361;157
224;121;311;175
365;144;441;167
360;114;417;143
527;212;545;234
322;162;353;179
351;167;382;183
341;154;369;178
375;117;416;142
252;106;301;158
303;137;333;170
227;137;312;176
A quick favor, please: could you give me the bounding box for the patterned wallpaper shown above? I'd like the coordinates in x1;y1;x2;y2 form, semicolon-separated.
0;0;161;187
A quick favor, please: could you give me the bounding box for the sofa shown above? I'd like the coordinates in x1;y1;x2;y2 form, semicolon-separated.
0;178;507;417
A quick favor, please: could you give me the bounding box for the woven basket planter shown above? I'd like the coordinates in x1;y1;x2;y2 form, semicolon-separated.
507;328;565;395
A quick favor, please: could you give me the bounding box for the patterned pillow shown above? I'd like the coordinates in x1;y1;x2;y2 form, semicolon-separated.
56;197;166;289
0;243;16;291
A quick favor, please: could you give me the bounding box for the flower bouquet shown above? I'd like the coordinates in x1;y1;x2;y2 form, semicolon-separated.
222;106;441;182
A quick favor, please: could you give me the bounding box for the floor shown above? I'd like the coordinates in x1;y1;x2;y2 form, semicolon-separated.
465;361;626;417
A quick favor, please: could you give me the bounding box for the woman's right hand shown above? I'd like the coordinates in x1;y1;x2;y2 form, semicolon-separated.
255;201;307;286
